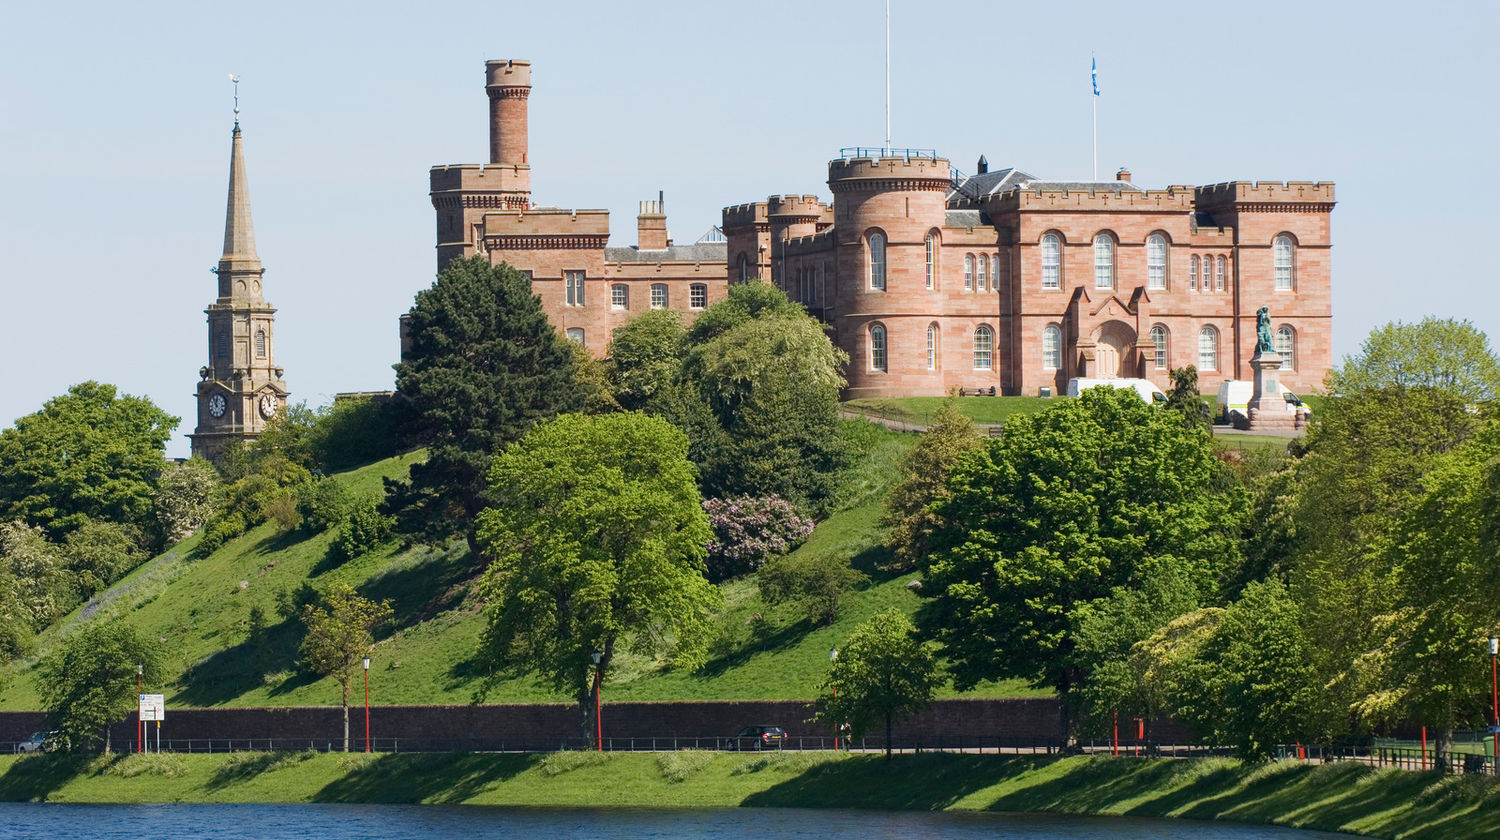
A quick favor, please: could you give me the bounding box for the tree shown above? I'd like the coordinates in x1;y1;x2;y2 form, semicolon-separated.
299;583;393;752
39;619;161;752
702;494;814;582
0;382;177;538
677;284;848;509
476;413;719;742
305;396;401;472
0;521;73;631
607;308;688;411
1327;317;1500;402
1165;365;1213;430
62;520;143;599
918;387;1242;734
813;609;938;757
151;458;222;546
386;257;585;554
566;339;622;415
881;398;983;572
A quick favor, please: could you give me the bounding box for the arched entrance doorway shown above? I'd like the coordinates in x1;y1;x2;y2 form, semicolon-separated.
1093;321;1136;379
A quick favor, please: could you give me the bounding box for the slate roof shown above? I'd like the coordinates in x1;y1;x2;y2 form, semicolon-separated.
604;242;728;263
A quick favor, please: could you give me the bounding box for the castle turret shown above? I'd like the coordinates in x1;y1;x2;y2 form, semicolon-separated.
487;59;531;173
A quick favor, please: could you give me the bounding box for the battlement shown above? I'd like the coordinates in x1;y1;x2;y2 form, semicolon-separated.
768;194;827;219
828;155;952;188
784;229;836;255
430;163;530;190
480;207;610;237
485;59;532;91
1195;181;1336;206
1002;185;1197;212
722;201;769;229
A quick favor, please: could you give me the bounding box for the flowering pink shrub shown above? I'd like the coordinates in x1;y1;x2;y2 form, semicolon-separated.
702;494;814;582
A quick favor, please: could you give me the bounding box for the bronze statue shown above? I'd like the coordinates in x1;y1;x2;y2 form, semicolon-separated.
1256;306;1274;354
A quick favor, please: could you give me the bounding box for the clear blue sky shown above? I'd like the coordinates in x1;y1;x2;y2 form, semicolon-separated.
2;0;1494;457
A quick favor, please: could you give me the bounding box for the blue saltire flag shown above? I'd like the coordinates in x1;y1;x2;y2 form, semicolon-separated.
1092;57;1099;96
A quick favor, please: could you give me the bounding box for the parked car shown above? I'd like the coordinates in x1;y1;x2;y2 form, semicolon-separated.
1065;377;1168;403
723;725;787;751
17;731;61;754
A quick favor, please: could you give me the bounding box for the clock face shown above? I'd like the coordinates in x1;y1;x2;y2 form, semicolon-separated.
208;394;226;418
259;394;277;418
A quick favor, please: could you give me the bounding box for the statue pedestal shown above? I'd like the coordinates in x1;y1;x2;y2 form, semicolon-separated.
1246;351;1301;432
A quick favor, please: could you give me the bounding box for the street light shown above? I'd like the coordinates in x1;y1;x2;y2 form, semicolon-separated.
592;650;604;752
136;664;143;754
362;657;371;754
829;648;839;751
1489;637;1498;772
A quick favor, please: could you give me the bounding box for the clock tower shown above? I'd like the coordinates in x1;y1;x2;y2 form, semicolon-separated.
189;108;288;462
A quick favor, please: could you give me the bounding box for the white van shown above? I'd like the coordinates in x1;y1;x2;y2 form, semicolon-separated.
1065;378;1168;403
1215;379;1309;422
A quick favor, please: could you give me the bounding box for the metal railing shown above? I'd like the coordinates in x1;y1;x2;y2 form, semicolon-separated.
838;147;940;161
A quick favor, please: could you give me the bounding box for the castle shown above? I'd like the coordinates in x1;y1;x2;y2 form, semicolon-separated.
431;60;1333;398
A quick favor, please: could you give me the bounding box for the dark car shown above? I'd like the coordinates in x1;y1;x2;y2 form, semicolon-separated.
723;726;787;751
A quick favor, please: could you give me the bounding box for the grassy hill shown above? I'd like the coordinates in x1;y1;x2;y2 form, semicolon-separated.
0;419;1037;711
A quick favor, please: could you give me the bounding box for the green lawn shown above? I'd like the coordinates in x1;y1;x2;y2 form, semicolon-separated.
844;396;1052;427
0;419;1036;710
2;751;1496;839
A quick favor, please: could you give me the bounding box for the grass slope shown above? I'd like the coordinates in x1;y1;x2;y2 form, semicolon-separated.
0;419;1034;711
1;751;1494;839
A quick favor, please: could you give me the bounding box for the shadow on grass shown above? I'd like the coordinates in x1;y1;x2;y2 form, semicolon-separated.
357;548;475;634
0;754;95;801
311;752;538;804
695;618;817;679
175;616;308;706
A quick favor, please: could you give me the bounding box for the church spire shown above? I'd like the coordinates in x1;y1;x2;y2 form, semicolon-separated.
220;121;260;268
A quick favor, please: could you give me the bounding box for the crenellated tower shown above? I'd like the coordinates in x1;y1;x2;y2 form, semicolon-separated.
190;111;288;462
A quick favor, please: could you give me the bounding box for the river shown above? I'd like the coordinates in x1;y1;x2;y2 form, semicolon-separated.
0;803;1356;838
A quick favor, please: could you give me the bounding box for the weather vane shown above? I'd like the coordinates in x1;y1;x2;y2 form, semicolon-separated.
228;74;240;127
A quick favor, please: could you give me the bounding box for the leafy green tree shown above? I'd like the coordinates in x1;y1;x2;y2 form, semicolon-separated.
566;339;622;415
1349;420;1500;768
306;396;401;472
881;398;983;572
251;401;321;470
813;609;939;757
0;382;177;538
918;387;1242;734
757;549;867;625
0;561;33;662
151;458;222;546
476;413;719;743
1168;581;1317;760
387;256;585;554
1165;366;1212;430
607;308;688;411
299;583;393;752
39;619;161;752
62;520;143;599
1327;316;1500;402
0;521;73;630
678;284;847;509
328;499;394;563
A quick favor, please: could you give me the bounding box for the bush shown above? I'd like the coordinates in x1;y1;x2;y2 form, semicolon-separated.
196;512;249;558
757;550;866;625
308;397;401;472
329;500;394;563
297;478;351;534
264;493;301;533
702;495;814;582
657;749;715;783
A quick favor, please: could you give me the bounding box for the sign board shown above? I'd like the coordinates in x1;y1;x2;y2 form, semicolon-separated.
1488;725;1500;735
139;694;165;722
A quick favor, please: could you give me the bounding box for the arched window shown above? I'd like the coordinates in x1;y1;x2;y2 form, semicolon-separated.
926;323;939;371
1274;235;1295;291
650;284;668;309
869;324;887;371
254;329;266;358
963;254;974;291
738;255;751;284
1198;326;1219;371
566;328;585;345
868;231;886;290
690;283;707;309
994;253;1004;289
1276;325;1296;370
1215;256;1225;291
611;284;629;309
1041;233;1061;289
1093;233;1114;289
924;233;936;290
1150;325;1168;370
1147;234;1167;290
1190;255;1199;290
973;325;994;370
977;254;988;291
1042;324;1061;369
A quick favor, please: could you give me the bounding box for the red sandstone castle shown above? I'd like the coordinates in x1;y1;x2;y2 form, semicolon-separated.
431;60;1333;398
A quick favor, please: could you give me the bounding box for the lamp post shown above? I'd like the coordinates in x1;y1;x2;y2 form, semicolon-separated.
136;664;143;754
1490;637;1498;772
829;647;839;751
362;657;371;753
592;650;604;752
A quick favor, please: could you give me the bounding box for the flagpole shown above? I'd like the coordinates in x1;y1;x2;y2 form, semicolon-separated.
1091;56;1098;181
885;0;891;153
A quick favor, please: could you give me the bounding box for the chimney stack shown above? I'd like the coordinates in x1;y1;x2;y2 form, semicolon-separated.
637;197;668;250
1115;167;1131;183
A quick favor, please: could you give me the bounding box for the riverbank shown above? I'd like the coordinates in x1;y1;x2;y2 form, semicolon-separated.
2;751;1495;838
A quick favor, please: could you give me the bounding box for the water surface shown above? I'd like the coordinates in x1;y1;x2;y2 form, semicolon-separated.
0;803;1357;839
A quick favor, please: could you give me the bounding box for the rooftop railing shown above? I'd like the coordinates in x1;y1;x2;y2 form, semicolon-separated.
838;147;940;161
